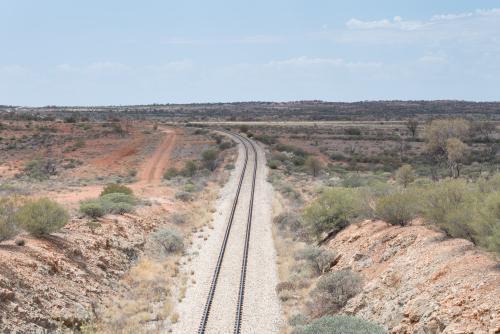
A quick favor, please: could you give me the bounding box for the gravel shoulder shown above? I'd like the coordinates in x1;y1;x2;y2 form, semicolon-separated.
171;135;282;334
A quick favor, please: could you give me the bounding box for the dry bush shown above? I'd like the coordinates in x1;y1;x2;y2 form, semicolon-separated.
295;315;385;334
295;246;337;275
0;197;19;241
309;269;362;317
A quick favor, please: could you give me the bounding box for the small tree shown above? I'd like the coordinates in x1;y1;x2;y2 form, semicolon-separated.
424;118;470;157
202;149;219;171
406;119;418;138
395;164;415;188
15;198;69;235
446;138;468;178
305;156;323;177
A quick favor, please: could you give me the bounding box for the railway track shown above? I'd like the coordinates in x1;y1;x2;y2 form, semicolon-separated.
198;131;258;334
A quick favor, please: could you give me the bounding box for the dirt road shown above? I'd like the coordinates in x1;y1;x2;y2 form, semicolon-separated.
136;128;177;184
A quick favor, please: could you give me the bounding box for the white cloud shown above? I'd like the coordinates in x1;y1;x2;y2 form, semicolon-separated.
0;65;29;75
56;62;129;73
419;54;448;65
347;8;500;31
266;56;382;69
162;35;283;45
346;17;425;31
146;60;194;72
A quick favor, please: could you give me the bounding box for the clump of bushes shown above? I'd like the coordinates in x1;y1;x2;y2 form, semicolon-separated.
15;198;69;236
309;269;362;316
295;246;337;275
80;185;137;218
147;228;184;259
23;158;58;180
101;183;133;196
374;190;419;226
302;188;359;240
294;315;385;334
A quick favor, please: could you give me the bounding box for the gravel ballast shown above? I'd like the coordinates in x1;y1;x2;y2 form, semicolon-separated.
171;134;281;333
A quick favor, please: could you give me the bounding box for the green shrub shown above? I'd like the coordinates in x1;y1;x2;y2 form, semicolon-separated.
310;269;362;316
148;228;184;258
100;183;133;196
225;164;235;170
302;188;358;240
15;198;69;235
80;193;136;218
296;316;385;334
80;200;105;218
0;198;19;241
375;190;419;226
420;179;477;241
268;160;280;169
295;246;337;275
164;167;179;180
105;201;134;214
395;164;416;188
24;158;58;180
202;149;219;171
181;160;198;177
100;193;136;205
471;192;500;252
219;141;233;150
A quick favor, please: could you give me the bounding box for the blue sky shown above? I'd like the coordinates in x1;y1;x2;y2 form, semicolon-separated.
1;0;499;106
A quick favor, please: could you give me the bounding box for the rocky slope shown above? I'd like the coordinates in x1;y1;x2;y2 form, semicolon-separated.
0;208;167;333
327;220;500;334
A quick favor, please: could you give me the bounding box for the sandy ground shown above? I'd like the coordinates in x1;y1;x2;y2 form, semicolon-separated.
171;134;282;334
45;127;177;207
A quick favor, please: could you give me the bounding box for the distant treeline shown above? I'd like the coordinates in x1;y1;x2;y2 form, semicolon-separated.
1;100;500;122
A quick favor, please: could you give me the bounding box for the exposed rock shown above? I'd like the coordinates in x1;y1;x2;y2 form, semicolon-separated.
329;220;500;333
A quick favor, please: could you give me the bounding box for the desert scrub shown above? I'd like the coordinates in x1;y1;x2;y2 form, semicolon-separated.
23;158;58;180
15;198;69;235
80;193;137;218
100;183;133;196
147;228;184;259
420;179;477;241
309;269;362;316
294;315;386;334
302;187;359;240
375;190;419;226
0;197;19;241
273;212;303;233
175;191;193;202
202;148;219;171
164;167;179;180
170;212;189;225
295;246;337;275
